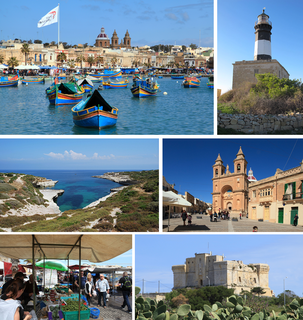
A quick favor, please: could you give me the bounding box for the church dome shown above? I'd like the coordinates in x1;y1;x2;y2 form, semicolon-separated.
96;27;110;40
248;168;257;182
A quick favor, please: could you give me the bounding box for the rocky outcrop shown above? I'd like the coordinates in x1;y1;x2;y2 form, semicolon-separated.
93;172;138;185
32;179;58;188
218;111;303;134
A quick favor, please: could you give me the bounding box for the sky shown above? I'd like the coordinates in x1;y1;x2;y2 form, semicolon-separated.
0;138;159;170
163;138;303;203
135;234;303;297
217;0;303;93
0;0;213;48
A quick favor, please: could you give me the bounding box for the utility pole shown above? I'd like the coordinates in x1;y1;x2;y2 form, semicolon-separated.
142;279;144;294
158;280;160;293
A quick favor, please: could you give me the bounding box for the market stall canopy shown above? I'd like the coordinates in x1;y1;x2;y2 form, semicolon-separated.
68;264;91;270
163;191;192;207
0;235;132;263
36;260;68;271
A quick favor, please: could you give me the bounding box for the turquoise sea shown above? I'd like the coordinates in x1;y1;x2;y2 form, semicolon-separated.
0;77;213;135
9;169;123;212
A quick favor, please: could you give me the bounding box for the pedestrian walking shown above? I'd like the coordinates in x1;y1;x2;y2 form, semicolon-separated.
294;214;298;226
96;274;109;308
187;215;192;225
119;272;132;314
181;210;187;226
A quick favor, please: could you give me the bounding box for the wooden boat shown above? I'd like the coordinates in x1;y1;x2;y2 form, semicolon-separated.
171;75;184;79
103;79;128;89
48;82;85;105
86;74;103;83
88;69;122;80
0;75;18;87
22;77;45;84
158;76;163;79
76;78;94;93
58;73;67;80
131;78;159;98
207;76;214;89
72;90;118;129
183;77;200;88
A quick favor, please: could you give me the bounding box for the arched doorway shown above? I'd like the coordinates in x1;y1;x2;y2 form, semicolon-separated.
221;185;233;211
227;202;232;211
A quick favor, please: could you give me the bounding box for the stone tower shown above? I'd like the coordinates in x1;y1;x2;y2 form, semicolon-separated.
212;147;248;217
123;30;131;48
254;8;272;60
111;30;119;49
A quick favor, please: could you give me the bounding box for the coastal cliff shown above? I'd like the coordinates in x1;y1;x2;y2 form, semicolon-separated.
92;172;139;185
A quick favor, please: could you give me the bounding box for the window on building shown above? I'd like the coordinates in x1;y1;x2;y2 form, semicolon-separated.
254;69;259;75
254;278;256;283
239;277;241;282
252;190;256;198
284;182;296;200
200;280;203;285
50;55;52;60
260;188;272;197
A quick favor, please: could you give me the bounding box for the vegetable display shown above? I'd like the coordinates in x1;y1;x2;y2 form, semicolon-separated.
61;298;87;312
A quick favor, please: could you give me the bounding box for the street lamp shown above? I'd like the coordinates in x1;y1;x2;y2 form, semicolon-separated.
283;277;287;306
206;276;210;286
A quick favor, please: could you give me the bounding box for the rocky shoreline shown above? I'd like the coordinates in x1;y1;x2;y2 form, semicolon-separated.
92;172;138;185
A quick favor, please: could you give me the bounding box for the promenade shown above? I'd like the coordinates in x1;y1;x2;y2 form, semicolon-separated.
163;214;303;232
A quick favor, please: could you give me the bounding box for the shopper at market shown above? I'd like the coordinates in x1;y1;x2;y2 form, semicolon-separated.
96;274;109;308
2;272;25;295
23;275;39;305
84;274;93;306
0;279;32;320
74;271;86;294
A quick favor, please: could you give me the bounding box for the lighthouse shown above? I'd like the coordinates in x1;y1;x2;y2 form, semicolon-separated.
254;8;272;60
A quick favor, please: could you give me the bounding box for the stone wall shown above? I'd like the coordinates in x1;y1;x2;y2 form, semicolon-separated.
218;111;303;134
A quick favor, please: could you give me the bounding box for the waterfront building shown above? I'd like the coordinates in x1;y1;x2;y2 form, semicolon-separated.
232;9;289;89
172;252;272;296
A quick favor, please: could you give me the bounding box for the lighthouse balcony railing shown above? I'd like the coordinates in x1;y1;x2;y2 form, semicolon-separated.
255;20;272;26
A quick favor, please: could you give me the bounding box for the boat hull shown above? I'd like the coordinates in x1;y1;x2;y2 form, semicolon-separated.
171;75;184;79
183;79;200;88
82;83;93;92
49;92;84;105
22;79;45;84
207;83;214;89
131;85;158;98
72;106;118;129
0;80;18;87
103;82;128;89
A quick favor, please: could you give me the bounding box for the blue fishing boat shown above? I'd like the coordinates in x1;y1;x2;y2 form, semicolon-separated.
21;77;45;84
87;69;122;79
207;76;214;89
76;78;94;93
0;75;18;87
103;79;128;89
72;90;118;129
131;78;159;98
48;82;85;105
183;77;200;88
171;75;184;79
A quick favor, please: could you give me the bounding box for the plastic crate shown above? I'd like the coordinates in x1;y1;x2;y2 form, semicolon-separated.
89;307;100;319
61;308;90;320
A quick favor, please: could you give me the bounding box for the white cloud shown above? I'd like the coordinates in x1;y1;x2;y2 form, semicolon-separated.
44;150;116;161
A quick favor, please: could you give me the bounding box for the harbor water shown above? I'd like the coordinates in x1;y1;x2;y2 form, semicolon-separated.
0;77;213;135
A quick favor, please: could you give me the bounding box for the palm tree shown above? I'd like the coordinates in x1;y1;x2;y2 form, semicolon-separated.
110;57;118;68
95;55;104;68
251;287;266;297
67;59;75;69
7;57;19;69
76;54;85;69
21;43;30;65
0;55;4;64
57;52;67;67
86;56;95;68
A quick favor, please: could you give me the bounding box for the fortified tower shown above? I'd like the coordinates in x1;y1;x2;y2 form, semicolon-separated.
254;8;272;60
212;147;248;217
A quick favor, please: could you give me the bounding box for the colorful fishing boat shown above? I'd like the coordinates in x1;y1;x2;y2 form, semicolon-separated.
183;77;200;88
76;78;94;93
48;82;85;105
103;79;128;89
22;77;45;84
86;74;103;83
131;78;159;98
58;73;67;80
72;90;118;129
207;76;214;89
0;75;18;87
171;75;184;79
87;69;122;79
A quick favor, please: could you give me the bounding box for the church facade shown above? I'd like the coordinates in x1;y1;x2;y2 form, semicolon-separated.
212;147;249;217
95;27;131;49
172;253;272;296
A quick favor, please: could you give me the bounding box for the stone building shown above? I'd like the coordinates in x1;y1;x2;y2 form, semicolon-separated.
172;252;272;296
248;160;303;225
212;147;249;217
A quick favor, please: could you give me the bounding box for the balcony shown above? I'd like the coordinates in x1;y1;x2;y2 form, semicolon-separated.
283;192;303;203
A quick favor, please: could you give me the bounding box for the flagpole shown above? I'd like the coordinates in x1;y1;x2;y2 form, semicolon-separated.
58;3;60;49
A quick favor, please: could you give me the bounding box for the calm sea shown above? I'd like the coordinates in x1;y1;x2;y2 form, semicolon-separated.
8;169;123;212
0;77;213;135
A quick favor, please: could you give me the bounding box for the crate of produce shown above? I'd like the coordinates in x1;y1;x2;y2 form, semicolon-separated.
61;308;90;320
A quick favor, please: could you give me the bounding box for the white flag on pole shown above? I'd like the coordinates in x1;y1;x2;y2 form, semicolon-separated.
37;6;59;28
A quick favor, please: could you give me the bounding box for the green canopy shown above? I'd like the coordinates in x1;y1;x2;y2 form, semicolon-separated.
36;260;68;271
